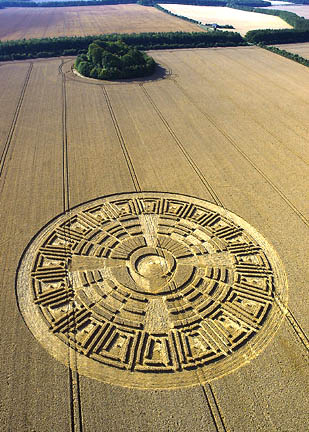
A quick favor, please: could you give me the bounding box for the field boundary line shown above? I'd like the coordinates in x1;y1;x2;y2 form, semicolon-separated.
101;85;141;192
172;78;309;352
139;84;223;207
60;59;84;432
0;62;32;179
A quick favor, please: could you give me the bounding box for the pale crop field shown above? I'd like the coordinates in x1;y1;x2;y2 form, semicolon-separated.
159;4;292;34
265;4;309;18
0;4;201;41
0;46;308;431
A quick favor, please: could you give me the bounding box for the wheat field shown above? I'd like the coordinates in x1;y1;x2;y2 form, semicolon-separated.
0;46;308;430
159;4;292;35
0;4;202;41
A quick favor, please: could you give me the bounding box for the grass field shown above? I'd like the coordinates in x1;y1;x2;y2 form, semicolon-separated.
0;46;308;431
0;4;202;41
159;4;292;35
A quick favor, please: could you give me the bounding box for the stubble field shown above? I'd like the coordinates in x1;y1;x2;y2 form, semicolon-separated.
158;4;292;35
0;45;308;431
266;4;309;18
0;4;201;41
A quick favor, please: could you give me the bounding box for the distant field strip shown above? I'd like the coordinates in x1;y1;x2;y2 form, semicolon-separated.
265;4;309;19
159;5;292;35
0;4;201;41
274;42;309;59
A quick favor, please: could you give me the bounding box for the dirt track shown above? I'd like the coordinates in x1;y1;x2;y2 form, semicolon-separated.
0;46;308;431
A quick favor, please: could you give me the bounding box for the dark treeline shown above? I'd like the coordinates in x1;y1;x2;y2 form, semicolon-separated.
246;29;309;44
0;31;245;61
140;0;226;4
140;0;271;6
261;44;309;66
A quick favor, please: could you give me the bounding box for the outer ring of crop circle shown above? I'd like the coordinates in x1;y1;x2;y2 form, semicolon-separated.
16;191;288;389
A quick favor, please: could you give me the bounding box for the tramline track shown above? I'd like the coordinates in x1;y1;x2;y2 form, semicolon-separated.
0;62;33;180
60;59;84;432
101;85;141;192
139;83;224;208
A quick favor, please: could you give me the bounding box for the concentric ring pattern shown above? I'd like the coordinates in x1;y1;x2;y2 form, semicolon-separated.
16;192;287;388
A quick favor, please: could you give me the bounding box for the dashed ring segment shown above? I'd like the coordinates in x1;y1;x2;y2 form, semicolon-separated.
17;192;288;389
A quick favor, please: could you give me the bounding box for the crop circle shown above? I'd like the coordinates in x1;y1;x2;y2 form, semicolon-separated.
16;192;287;389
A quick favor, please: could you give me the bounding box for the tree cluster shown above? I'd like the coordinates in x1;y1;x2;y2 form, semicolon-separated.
75;40;156;79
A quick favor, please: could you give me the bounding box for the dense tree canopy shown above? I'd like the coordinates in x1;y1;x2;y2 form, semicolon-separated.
75;40;156;79
0;31;245;61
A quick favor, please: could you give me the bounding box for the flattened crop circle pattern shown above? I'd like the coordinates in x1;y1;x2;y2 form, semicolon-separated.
17;192;287;389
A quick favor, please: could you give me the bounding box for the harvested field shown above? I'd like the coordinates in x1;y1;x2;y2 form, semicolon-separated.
159;4;292;35
274;41;309;59
0;46;309;431
0;4;201;41
265;4;309;18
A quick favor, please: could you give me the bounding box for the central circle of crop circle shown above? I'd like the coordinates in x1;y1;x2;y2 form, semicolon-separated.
16;192;288;389
137;255;169;277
